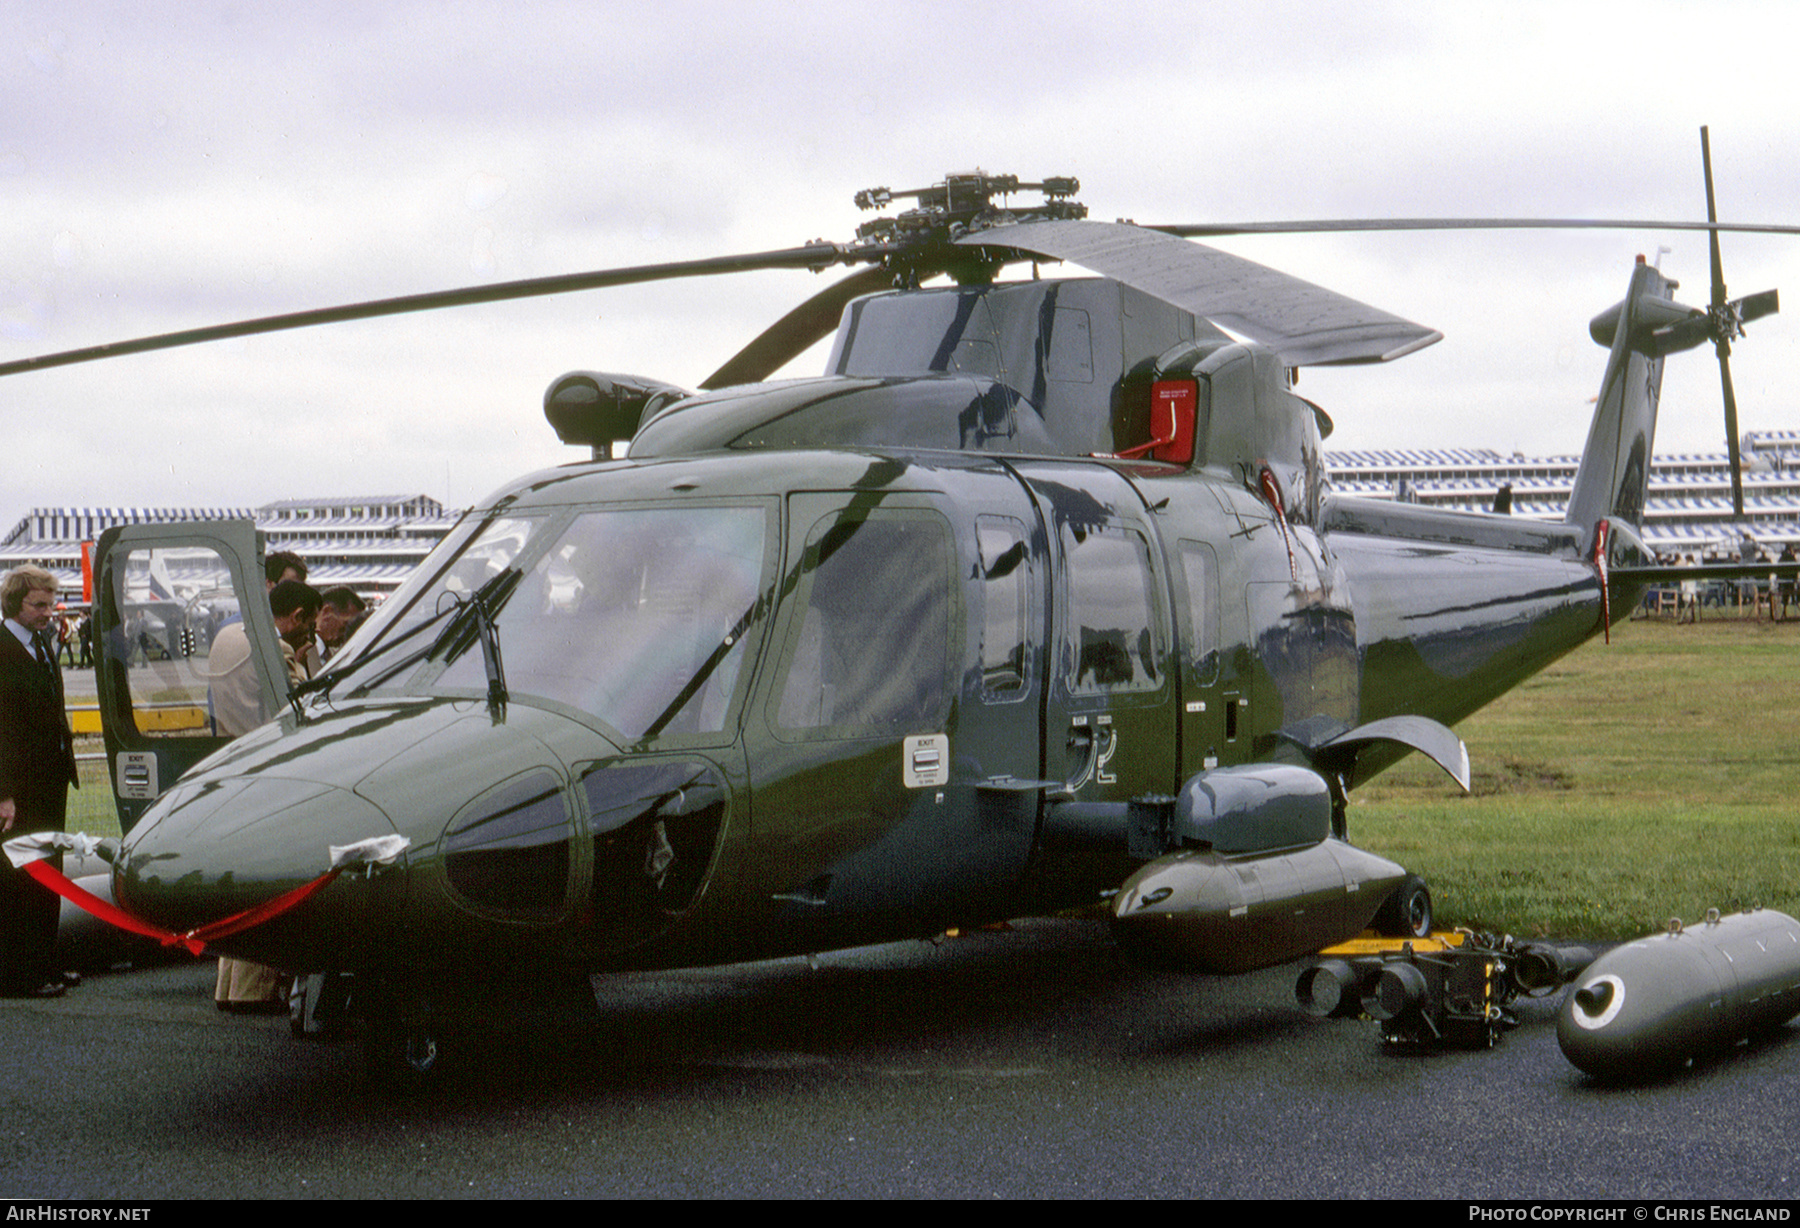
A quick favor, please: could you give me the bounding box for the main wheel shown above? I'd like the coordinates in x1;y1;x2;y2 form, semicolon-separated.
363;1015;447;1090
358;979;452;1092
398;1028;441;1075
1373;874;1433;938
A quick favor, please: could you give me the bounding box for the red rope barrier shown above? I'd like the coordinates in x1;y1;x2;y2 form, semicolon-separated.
19;859;344;954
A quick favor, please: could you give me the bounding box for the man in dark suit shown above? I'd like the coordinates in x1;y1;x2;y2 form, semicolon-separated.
0;565;79;998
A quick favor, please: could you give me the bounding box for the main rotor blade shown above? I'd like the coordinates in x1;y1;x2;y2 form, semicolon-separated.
699;265;894;390
0;243;851;379
960;220;1440;366
1149;218;1800;238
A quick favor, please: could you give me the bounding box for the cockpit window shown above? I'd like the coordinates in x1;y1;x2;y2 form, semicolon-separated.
437;505;769;740
342;513;539;657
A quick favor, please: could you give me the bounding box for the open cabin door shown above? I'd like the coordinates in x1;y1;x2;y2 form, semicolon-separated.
92;521;289;834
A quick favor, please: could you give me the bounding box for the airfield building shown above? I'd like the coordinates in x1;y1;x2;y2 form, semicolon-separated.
5;433;1800;601
0;495;458;601
1326;430;1800;560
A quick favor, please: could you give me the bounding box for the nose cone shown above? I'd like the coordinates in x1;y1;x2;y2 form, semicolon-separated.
119;773;403;968
113;697;613;975
116;699;504;957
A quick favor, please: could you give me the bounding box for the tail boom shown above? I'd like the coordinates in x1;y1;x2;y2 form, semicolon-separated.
1565;259;1677;534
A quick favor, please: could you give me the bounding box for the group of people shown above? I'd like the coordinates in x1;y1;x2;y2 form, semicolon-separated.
44;607;90;669
1662;542;1800;623
0;553;372;1004
211;552;368;1011
262;551;370;676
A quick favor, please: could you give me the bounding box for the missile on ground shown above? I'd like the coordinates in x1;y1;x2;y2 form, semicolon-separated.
1557;907;1800;1081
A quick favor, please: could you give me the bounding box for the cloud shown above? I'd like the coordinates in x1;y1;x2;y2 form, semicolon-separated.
2;0;1796;510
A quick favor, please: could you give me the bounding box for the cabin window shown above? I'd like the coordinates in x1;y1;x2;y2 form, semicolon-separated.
775;510;954;736
976;516;1031;700
1178;540;1221;686
1063;523;1162;696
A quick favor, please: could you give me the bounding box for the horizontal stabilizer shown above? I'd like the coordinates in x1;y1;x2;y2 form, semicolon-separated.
1281;714;1471;794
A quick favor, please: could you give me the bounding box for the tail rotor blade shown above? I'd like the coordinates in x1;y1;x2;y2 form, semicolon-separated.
1738;288;1780;325
1720;344;1745;519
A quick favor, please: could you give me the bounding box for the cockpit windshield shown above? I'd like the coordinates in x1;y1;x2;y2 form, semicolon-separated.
421;505;770;739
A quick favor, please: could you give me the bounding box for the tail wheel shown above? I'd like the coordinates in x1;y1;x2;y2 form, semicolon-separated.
1374;874;1433;938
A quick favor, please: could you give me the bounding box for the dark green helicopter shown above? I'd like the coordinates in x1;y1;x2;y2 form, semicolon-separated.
7;138;1791;1079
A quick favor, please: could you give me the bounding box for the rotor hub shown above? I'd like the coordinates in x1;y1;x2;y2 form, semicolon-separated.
849;171;1087;285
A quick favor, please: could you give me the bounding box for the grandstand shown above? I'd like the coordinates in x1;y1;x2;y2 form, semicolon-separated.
7;430;1800;601
1327;430;1800;559
0;495;459;600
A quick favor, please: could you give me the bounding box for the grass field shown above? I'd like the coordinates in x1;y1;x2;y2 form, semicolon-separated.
1351;614;1800;940
69;746;122;841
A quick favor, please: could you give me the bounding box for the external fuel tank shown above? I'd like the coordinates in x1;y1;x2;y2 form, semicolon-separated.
1557;907;1800;1081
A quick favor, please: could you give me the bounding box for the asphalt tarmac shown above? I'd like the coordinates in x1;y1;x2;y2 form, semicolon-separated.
1;918;1795;1200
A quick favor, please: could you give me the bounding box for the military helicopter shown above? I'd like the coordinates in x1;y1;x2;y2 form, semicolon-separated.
5;133;1792;1079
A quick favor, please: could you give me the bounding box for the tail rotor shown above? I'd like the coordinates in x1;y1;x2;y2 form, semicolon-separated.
1696;126;1779;519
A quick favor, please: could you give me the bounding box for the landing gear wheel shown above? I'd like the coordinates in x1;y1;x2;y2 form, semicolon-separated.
363;1017;446;1090
400;1029;441;1075
359;981;450;1091
1374;874;1433;938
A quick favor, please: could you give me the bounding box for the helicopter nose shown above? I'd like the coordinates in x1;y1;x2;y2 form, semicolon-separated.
118;773;403;967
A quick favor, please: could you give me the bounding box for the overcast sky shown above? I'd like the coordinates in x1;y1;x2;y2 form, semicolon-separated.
6;0;1799;516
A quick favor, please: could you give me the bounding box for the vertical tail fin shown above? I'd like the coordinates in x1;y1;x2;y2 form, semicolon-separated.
1565;259;1680;533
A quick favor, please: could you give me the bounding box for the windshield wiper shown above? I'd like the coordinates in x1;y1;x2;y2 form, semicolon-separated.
466;570;513;715
430;567;520;670
296;567;521;703
636;590;766;743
